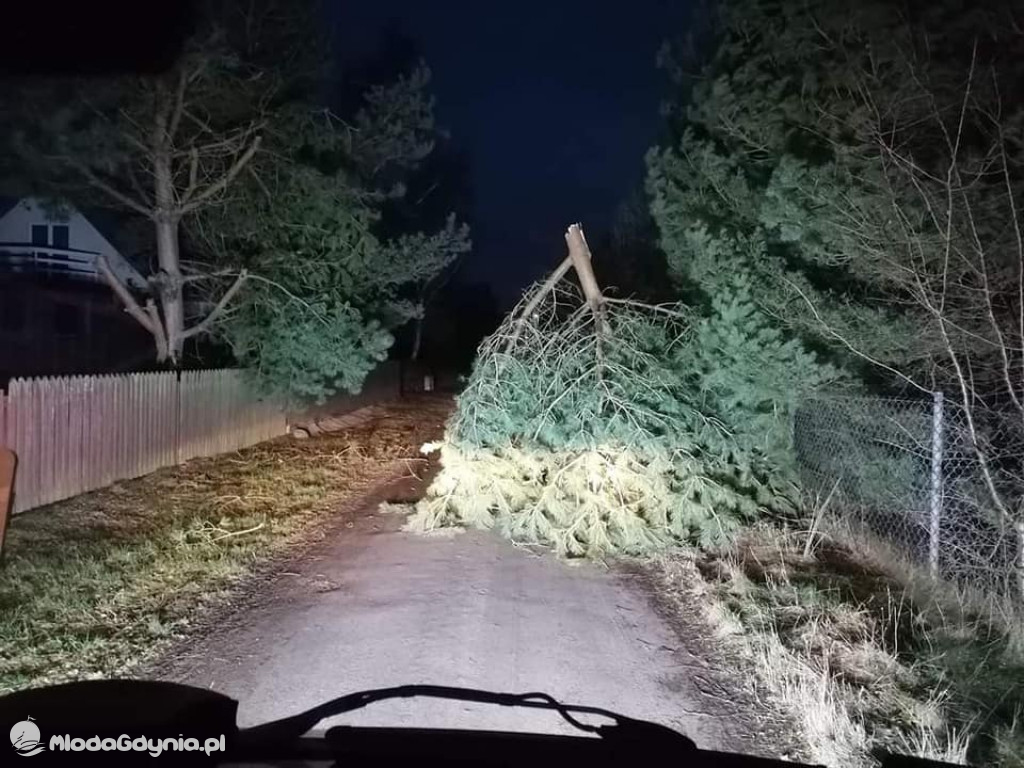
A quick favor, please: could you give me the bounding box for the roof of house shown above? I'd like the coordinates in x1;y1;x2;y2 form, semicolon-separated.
0;198;20;220
0;195;143;259
0;196;148;289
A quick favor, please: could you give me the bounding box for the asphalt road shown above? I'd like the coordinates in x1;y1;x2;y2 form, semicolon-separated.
157;470;762;751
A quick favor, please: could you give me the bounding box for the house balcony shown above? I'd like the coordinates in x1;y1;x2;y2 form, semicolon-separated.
0;244;103;283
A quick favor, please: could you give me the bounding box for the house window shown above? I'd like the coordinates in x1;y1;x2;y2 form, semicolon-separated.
51;225;69;249
53;303;80;336
31;224;49;246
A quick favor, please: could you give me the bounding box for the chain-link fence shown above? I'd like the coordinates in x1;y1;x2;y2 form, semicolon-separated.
794;393;1024;600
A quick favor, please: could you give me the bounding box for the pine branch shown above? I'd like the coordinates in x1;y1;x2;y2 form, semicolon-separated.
784;276;929;393
503;256;573;354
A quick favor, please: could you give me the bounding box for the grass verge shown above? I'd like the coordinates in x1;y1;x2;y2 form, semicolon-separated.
0;396;450;695
644;522;1024;767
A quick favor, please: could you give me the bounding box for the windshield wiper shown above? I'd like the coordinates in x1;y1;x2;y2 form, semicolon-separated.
239;684;697;749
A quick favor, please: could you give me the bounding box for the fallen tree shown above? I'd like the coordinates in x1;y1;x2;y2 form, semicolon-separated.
409;224;794;557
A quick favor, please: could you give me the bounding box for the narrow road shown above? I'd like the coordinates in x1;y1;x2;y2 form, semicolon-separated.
156;466;764;753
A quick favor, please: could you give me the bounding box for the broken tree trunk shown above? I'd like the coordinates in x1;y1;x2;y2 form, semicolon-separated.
565;223;605;329
565;224;606;374
503;223;606;355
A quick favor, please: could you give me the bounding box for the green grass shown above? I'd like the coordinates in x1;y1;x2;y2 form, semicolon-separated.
0;397;450;695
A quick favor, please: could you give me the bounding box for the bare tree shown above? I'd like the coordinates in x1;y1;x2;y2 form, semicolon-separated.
6;11;290;363
793;39;1024;595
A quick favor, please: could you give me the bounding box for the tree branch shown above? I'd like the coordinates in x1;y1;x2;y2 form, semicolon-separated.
244;273;331;326
604;296;691;320
68;160;153;218
181;107;216;136
112;117;155;157
933;286;1016;528
180;135;263;214
248;165;273;202
167;66;190;142
784;276;931;393
994;91;1024;420
97;255;158;337
503;255;574;354
181;146;200;205
126;164;152;208
144;299;169;361
182;270;249;340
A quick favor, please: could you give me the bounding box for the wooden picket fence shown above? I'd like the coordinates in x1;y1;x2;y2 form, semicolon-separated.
0;369;287;514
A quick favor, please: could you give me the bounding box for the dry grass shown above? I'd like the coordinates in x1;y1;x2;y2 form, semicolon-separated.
649;523;1024;766
0;396;451;695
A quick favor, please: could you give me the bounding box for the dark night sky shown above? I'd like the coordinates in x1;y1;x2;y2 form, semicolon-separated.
331;1;691;305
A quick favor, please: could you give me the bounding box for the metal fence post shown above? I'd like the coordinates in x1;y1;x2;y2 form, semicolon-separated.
929;391;944;578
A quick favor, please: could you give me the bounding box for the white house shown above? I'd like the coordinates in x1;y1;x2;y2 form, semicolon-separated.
0;197;146;289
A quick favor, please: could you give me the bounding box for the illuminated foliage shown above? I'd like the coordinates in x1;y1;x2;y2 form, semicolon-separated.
197;68;471;402
411;281;797;556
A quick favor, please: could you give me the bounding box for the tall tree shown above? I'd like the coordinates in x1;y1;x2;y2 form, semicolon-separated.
730;0;1024;589
197;64;471;401
646;0;854;479
647;0;1018;383
650;0;1024;591
395;144;475;362
340;39;477;365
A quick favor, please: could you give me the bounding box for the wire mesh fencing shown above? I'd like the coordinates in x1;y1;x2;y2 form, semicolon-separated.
794;393;1024;600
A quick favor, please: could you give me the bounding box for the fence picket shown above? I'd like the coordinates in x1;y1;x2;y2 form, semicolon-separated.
107;375;118;484
53;378;67;505
28;381;39;509
91;376;104;491
56;378;67;505
130;374;139;478
160;374;170;468
133;374;142;477
80;376;92;493
139;377;148;472
68;378;81;496
181;371;192;462
1;369;286;514
96;376;107;488
144;374;154;474
119;374;129;480
20;381;36;511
